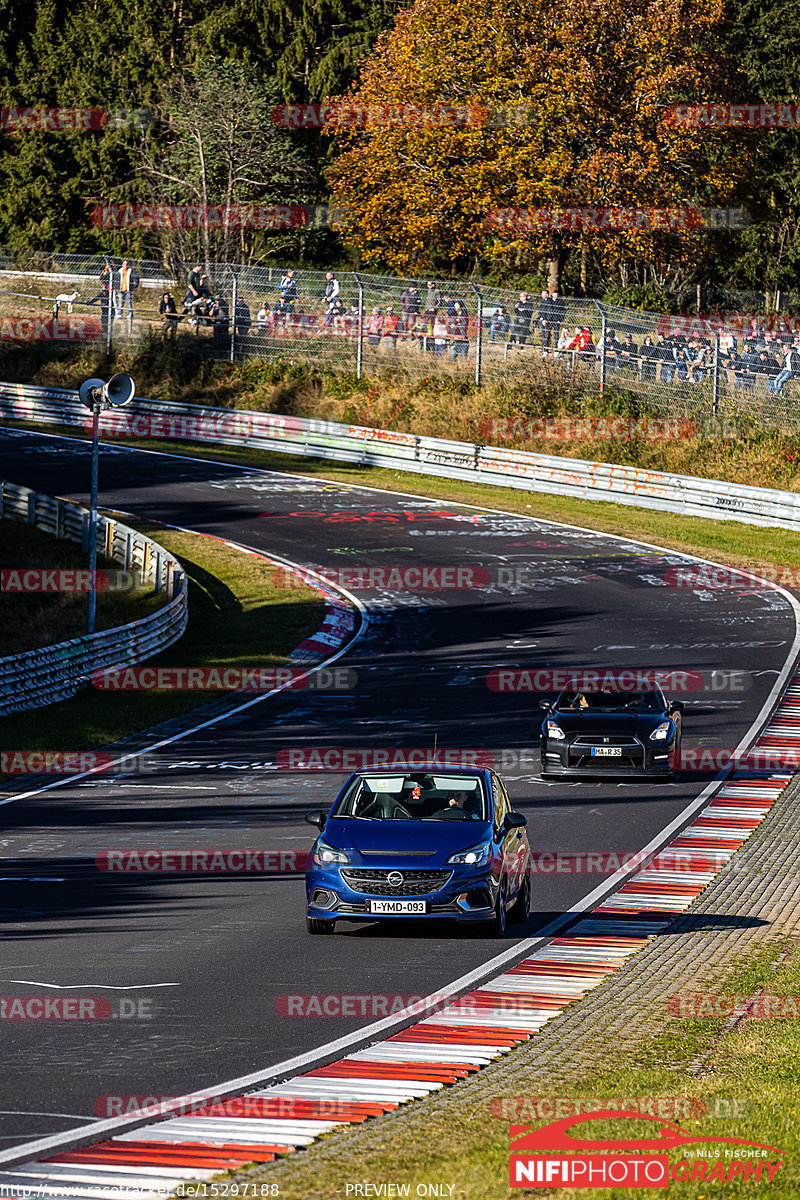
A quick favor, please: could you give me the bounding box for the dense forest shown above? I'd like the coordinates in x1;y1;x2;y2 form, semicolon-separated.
0;0;798;303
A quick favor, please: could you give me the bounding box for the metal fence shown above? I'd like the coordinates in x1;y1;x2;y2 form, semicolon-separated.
0;479;188;715
1;245;800;431
2;382;800;537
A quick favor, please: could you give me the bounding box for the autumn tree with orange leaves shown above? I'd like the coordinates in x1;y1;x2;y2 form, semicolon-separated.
327;0;752;288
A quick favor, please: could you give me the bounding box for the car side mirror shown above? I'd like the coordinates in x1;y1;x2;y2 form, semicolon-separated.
539;699;553;711
304;810;326;829
504;811;527;830
670;701;685;715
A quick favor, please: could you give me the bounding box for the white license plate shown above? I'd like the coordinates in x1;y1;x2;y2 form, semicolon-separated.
369;899;427;914
591;746;623;757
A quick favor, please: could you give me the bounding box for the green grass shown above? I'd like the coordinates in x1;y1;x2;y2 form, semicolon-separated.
0;516;164;655
0;521;324;782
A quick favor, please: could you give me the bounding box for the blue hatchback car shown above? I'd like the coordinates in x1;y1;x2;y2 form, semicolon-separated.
304;766;531;936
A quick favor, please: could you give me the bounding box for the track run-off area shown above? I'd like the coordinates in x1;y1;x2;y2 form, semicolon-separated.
0;425;798;1161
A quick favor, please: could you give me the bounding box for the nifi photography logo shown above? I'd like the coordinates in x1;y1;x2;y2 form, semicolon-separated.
508;1111;785;1189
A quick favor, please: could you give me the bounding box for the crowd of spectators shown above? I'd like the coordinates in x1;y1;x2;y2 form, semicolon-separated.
86;257;800;394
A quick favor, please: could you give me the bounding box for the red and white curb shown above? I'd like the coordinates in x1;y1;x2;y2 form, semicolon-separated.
2;678;799;1198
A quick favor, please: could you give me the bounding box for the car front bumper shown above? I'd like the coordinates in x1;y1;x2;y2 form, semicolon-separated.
305;865;499;923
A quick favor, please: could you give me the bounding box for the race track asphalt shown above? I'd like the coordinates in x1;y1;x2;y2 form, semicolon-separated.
0;427;795;1146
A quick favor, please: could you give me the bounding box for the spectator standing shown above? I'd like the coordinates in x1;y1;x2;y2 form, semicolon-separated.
448;301;469;363
423;281;441;333
656;333;675;383
159;291;179;339
538;290;554;350
400;284;420;333
510;292;533;350
275;268;298;324
617;333;638;373
323;271;340;326
113;258;133;322
639;336;658;380
550;292;566;344
489;305;510;343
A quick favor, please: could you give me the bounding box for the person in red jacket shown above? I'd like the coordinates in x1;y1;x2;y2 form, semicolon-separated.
383;307;400;349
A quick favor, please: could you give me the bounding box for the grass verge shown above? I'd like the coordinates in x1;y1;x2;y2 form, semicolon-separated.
0;521;325;783
0;516;163;655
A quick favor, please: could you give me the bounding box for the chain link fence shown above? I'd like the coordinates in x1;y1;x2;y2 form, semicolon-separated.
1;246;799;432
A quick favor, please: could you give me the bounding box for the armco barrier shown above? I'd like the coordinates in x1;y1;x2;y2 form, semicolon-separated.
0;479;187;715
2;379;800;532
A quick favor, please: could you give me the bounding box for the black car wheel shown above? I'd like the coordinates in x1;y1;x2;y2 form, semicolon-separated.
508;876;530;925
307;917;335;935
489;880;508;937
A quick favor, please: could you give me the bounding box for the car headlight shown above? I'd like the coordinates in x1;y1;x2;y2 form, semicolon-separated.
544;719;566;741
649;721;672;742
448;842;492;867
312;839;350;865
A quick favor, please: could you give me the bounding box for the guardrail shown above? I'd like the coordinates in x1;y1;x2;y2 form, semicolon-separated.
1;379;800;534
0;478;188;716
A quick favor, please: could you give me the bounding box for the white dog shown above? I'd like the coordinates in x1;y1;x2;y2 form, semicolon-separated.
53;290;80;318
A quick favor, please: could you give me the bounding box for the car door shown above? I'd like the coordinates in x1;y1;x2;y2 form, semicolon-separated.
491;773;521;898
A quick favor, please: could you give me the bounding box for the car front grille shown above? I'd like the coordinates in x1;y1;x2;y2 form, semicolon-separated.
573;736;640;747
340;867;453;896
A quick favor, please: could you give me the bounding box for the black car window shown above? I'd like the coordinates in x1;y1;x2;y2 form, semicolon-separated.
331;773;488;820
557;689;664;714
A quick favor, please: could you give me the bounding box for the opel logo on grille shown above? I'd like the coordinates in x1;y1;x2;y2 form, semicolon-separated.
387;871;404;887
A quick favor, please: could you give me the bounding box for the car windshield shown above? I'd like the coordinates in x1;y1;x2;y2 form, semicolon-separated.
555;689;664;714
331;773;488;821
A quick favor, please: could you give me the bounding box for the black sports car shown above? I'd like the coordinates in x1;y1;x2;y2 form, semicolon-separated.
539;684;683;778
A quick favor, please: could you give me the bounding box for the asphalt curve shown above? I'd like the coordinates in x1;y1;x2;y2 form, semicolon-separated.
0;426;796;1148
